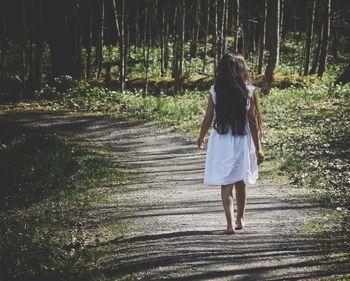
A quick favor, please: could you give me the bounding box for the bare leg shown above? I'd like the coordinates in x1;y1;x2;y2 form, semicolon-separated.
221;184;235;234
235;181;247;230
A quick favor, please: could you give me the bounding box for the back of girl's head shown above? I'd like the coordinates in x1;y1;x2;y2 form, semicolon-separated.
214;53;252;135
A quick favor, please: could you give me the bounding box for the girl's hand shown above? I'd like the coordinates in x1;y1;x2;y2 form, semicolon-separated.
257;150;265;165
197;137;205;149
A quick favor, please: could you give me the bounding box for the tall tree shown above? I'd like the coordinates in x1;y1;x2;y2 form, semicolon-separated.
309;2;323;75
233;0;240;53
95;0;104;80
317;0;332;77
221;0;229;57
144;0;151;94
86;0;93;80
213;0;218;69
202;1;210;72
257;0;267;74
112;0;126;90
303;0;316;75
263;0;280;95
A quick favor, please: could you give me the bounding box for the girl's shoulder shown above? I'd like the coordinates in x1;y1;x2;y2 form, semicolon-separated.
209;85;216;104
246;84;256;98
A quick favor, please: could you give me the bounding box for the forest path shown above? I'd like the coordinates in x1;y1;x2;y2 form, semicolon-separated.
0;110;346;281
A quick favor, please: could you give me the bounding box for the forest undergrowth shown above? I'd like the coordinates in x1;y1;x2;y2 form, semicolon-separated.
0;124;133;281
6;72;349;217
7;68;348;239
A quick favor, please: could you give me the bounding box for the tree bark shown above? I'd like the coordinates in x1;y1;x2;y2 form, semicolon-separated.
160;2;166;76
202;1;210;72
280;0;284;39
222;0;228;56
86;0;93;80
145;0;151;94
303;0;316;75
233;0;240;53
263;0;280;95
163;1;170;75
189;0;200;75
317;0;331;77
309;1;323;75
112;0;126;90
95;0;104;80
257;0;267;74
331;0;339;58
213;0;218;69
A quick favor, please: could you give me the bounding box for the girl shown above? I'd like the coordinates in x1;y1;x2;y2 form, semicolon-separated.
198;53;264;234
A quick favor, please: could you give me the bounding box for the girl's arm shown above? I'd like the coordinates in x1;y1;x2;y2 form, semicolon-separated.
197;94;215;149
248;92;264;164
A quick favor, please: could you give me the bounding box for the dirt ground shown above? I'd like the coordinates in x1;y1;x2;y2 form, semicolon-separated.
1;110;348;281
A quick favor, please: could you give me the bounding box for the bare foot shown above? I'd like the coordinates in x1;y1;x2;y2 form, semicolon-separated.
235;218;245;230
222;228;235;235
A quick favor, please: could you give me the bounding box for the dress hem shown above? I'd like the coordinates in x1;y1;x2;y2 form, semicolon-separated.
204;176;258;186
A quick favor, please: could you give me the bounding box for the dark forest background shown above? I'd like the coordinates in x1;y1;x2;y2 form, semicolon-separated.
1;0;350;98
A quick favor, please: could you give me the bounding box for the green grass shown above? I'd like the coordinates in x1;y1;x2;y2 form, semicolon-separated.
0;124;132;281
23;75;349;211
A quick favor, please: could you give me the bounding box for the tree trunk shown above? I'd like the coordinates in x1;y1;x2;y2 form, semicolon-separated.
0;5;7;81
112;0;126;90
124;1;129;85
280;0;284;39
222;0;228;56
331;0;339;58
317;0;331;77
242;0;251;56
172;3;178;79
309;2;323;75
263;0;280;95
134;5;139;51
95;0;104;80
213;0;218;69
145;0;151;94
163;1;170;75
257;0;267;74
176;0;185;92
86;0;93;80
202;1;210;72
120;0;126;90
233;0;240;53
303;0;316;75
160;2;166;76
47;0;83;80
189;0;200;75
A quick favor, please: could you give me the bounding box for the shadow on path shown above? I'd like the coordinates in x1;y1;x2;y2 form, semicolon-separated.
1;110;349;281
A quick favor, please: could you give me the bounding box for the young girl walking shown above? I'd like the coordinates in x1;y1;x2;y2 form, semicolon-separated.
198;53;264;234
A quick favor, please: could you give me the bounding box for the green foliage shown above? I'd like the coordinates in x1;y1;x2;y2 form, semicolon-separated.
260;83;350;209
35;76;350;212
0;125;130;281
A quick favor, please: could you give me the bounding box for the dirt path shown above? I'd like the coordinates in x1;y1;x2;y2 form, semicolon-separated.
1;110;347;281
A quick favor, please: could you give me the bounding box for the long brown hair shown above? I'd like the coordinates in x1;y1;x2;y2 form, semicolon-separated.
213;53;261;136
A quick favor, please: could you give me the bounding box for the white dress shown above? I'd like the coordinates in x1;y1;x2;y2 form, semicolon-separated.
204;85;259;186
